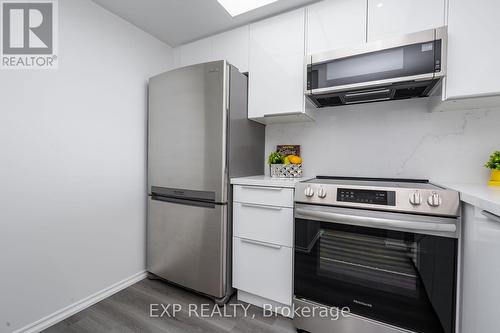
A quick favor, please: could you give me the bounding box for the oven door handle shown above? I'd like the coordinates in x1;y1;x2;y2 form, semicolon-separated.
295;208;457;234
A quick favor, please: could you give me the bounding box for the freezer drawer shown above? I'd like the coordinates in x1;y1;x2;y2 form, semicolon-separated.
233;236;293;305
147;196;228;298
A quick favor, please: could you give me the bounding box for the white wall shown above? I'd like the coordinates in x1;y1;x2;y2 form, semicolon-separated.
0;1;173;332
266;99;500;183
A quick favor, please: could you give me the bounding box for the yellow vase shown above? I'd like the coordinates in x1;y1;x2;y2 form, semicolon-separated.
488;169;500;186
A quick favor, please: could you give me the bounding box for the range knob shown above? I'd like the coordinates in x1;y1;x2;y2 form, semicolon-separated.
427;193;442;207
409;192;422;206
317;187;327;198
304;186;314;197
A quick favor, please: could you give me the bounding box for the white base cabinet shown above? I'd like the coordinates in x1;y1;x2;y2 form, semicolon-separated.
232;184;295;309
461;203;500;332
233;237;292;306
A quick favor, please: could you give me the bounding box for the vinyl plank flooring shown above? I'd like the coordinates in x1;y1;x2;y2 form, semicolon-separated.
42;279;296;333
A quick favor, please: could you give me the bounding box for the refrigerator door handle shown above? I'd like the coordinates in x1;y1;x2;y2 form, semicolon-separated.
151;195;217;209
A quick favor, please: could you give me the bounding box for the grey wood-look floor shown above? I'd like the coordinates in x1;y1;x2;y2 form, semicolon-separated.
42;278;297;333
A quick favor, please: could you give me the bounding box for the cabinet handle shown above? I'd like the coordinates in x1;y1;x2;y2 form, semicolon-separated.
241;203;282;211
481;210;500;224
241;185;282;191
240;238;282;250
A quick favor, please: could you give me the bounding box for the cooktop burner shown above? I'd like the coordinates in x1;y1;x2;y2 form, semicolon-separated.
296;176;460;217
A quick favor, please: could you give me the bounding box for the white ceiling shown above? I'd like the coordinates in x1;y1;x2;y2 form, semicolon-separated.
92;0;319;46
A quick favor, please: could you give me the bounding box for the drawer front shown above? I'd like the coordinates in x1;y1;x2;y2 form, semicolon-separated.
233;202;293;247
233;236;292;305
233;185;294;208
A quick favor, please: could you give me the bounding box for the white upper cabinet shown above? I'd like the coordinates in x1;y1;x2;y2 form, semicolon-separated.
367;0;445;41
307;0;367;55
444;0;500;99
179;37;213;67
248;8;311;122
212;26;249;73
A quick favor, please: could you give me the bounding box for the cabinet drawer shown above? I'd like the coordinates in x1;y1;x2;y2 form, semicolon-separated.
233;237;292;305
233;185;294;208
233;202;293;247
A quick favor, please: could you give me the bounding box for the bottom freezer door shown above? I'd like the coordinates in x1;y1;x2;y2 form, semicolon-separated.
147;196;227;298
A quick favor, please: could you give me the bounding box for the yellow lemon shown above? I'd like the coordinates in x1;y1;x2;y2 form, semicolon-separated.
288;155;302;164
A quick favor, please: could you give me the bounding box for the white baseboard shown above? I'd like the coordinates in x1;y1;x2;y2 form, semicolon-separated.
13;270;147;333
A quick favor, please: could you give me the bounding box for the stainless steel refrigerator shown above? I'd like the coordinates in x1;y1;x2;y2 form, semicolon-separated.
147;61;265;304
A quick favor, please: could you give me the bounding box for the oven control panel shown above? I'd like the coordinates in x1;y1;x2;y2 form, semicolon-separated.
337;188;396;206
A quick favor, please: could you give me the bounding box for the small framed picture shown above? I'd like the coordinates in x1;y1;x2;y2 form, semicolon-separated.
276;145;301;157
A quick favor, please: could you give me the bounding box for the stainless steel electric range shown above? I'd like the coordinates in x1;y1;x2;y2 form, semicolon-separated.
293;176;460;333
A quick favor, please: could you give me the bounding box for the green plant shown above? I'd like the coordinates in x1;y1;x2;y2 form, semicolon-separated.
485;151;500;170
268;152;284;165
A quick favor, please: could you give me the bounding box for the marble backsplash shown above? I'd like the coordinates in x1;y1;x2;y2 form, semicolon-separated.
265;99;500;183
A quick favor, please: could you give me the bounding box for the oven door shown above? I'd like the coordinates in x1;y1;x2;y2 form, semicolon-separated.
294;204;458;333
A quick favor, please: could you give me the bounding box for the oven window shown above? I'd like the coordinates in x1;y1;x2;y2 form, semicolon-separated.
295;219;457;333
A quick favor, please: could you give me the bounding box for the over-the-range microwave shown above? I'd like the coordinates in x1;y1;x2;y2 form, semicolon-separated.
305;26;447;107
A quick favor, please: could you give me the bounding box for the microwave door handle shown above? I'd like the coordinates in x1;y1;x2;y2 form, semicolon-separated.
295;208;457;234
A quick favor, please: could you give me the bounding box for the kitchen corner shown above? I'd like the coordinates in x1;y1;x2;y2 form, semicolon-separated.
435;182;500;217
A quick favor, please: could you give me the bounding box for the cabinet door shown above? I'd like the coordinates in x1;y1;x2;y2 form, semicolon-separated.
248;8;306;119
179;37;213;67
307;0;367;55
367;0;445;41
212;26;249;73
445;0;500;99
461;204;500;332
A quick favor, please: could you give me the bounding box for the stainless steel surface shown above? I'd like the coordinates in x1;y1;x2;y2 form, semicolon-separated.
147;61;264;303
482;210;500;223
293;177;460;333
147;197;227;298
308;73;435;95
295;203;459;238
148;61;228;203
295;178;460;217
305;26;447;99
293;298;414;333
309;27;443;64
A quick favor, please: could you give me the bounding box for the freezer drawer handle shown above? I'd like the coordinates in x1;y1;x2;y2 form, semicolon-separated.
241;185;283;191
240;238;282;250
151;195;216;208
295;208;457;234
482;210;500;223
241;203;282;211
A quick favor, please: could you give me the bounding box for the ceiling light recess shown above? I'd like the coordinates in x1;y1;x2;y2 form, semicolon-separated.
217;0;279;17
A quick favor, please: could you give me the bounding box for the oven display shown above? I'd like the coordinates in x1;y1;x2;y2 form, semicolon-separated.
337;188;396;206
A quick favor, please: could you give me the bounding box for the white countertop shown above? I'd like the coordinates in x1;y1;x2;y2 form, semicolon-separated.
436;182;500;216
230;175;312;188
